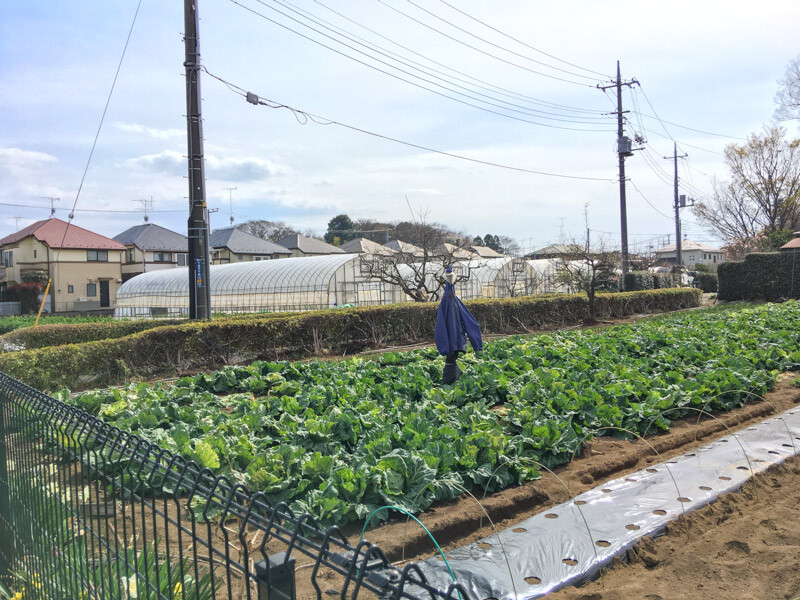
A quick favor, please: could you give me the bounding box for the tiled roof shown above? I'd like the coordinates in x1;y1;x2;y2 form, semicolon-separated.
339;237;394;255
275;233;345;254
654;240;722;253
780;235;800;250
469;245;505;258
114;223;188;252
384;240;424;256
0;218;125;250
211;228;291;255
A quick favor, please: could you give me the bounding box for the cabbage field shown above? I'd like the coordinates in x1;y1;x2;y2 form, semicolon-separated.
64;301;800;527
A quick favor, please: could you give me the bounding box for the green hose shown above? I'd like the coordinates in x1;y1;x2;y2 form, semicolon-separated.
359;505;460;589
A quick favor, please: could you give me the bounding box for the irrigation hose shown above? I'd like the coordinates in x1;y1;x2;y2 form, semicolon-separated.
359;505;459;589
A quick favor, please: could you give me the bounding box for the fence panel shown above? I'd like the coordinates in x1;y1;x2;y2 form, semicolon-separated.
0;373;470;600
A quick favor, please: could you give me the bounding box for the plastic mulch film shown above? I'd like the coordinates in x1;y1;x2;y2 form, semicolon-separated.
418;407;800;600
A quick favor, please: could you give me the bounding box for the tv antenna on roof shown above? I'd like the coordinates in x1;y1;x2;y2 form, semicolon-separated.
41;197;60;217
223;187;237;224
134;197;154;222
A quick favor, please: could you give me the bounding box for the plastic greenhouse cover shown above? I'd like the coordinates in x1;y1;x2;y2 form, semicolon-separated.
417;407;800;600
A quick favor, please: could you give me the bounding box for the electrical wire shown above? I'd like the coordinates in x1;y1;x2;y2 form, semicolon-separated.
0;201;184;214
203;67;618;182
54;0;142;260
437;0;610;78
311;0;608;114
633;112;746;140
264;0;612;124
374;0;598;87
629;179;673;220
229;0;613;131
402;0;604;82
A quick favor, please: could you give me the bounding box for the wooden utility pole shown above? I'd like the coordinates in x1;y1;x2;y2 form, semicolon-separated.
597;62;637;276
184;0;211;319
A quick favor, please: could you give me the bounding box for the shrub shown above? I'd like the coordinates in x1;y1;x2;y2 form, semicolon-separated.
0;289;701;392
0;319;181;351
696;273;718;293
718;252;800;301
623;272;655;291
652;273;678;289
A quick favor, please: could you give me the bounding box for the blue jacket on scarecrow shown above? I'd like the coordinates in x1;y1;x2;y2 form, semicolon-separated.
434;267;483;356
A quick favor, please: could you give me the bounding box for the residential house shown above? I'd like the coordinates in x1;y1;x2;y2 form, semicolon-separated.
0;218;124;312
654;240;725;269
339;237;395;256
525;243;583;260
275;233;344;258
780;232;800;251
210;228;292;264
469;245;505;258
113;223;189;282
383;239;424;259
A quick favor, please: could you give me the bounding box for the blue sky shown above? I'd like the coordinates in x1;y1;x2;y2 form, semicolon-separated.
1;0;798;254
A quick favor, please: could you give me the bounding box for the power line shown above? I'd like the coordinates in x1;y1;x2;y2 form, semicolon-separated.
228;0;613;131
629;179;673;220
373;0;599;87
401;0;604;82
633;111;745;140
203;68;618;182
263;0;612;124
437;0;610;79
303;0;610;116
0;201;184;214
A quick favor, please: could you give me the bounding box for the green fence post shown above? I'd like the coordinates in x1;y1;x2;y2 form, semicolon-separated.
0;382;10;578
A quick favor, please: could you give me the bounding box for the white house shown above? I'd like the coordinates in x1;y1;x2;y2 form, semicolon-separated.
654;240;724;269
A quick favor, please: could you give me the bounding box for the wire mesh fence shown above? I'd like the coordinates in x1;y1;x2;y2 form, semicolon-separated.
0;373;472;600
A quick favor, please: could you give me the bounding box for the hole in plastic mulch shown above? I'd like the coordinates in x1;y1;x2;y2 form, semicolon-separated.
477;542;492;550
524;577;541;585
601;488;613;494
653;509;667;516
737;466;750;471
544;513;558;519
562;558;578;566
595;540;611;547
512;527;527;533
699;486;712;491
646;468;658;473
677;497;691;503
719;476;732;481
625;478;637;482
574;500;587;505
625;524;640;531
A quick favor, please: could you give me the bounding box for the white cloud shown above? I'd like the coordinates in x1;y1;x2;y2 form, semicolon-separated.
114;122;184;140
0;148;58;172
128;150;288;181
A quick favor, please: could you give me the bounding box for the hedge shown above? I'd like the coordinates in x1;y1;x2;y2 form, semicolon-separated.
718;251;800;301
696;273;718;293
0;319;180;351
0;288;701;392
624;271;678;291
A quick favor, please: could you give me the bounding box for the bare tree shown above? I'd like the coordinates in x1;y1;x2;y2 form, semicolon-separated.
551;229;620;323
775;54;800;122
496;259;540;297
360;211;477;302
236;219;299;242
692;127;800;243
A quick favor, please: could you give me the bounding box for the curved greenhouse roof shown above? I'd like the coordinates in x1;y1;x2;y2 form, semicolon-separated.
116;253;359;299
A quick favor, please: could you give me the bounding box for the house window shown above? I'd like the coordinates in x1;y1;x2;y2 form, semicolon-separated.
87;250;108;262
126;248;136;263
177;254;186;266
33;249;37;259
87;283;97;297
237;254;244;261
154;252;173;263
3;251;13;267
67;285;74;294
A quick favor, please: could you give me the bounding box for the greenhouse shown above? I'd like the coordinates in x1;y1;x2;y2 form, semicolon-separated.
114;254;408;318
455;257;542;299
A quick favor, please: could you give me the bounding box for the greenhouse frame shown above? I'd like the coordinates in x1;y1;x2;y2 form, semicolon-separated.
114;254;408;318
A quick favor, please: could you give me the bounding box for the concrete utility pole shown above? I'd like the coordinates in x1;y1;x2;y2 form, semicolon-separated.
184;0;211;320
664;143;688;268
597;62;638;276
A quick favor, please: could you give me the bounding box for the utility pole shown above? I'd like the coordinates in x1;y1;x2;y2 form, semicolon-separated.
664;143;689;268
223;187;237;225
184;0;211;320
598;62;638;277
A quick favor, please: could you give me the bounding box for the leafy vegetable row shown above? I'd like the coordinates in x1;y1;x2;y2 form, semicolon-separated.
64;301;800;526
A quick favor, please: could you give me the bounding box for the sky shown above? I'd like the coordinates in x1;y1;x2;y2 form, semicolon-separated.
1;0;799;256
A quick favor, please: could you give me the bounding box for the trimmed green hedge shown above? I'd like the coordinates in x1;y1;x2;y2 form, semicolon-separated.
718;252;800;301
0;288;700;392
0;319;180;351
696;273;718;293
624;271;678;291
